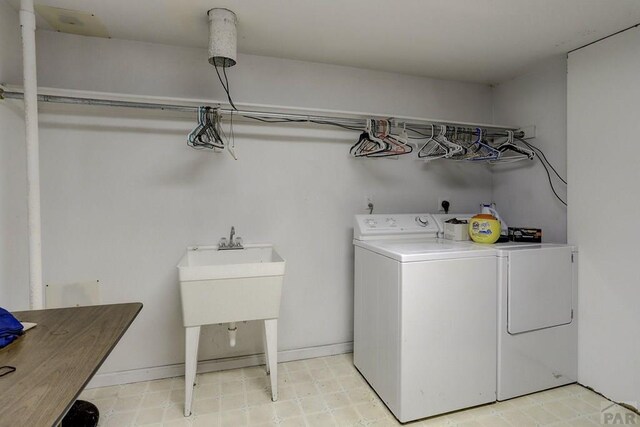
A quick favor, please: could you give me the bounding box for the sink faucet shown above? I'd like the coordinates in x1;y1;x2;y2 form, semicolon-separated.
219;226;243;250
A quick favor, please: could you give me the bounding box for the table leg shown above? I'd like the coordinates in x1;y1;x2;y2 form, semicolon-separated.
184;326;200;417
264;319;278;401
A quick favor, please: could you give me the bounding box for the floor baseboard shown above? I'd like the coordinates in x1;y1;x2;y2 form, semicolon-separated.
87;341;353;389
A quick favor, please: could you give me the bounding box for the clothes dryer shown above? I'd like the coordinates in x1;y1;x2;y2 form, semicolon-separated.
431;214;579;400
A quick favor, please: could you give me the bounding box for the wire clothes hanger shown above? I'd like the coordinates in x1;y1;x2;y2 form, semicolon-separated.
188;106;225;150
490;130;535;163
392;123;414;154
417;124;445;160
438;125;464;158
366;120;413;158
350;119;387;157
466;127;501;161
187;106;207;149
418;125;462;160
185;105;535;166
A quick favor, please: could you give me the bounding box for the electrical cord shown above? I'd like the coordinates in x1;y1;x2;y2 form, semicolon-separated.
243;115;362;131
406;127;432;138
514;137;567;206
309;120;362;131
222;66;236;110
517;138;567;184
537;153;568;206
407;127;482;139
214;62;238;110
243;116;306;123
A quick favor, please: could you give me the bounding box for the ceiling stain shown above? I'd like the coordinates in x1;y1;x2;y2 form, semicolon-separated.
35;5;110;38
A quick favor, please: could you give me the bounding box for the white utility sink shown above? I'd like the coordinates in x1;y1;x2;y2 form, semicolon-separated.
178;244;285;326
178;244;285;280
177;243;285;416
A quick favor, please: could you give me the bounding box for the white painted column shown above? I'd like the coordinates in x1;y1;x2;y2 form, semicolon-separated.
19;0;44;309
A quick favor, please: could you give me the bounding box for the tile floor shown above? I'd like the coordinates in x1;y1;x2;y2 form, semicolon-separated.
81;353;637;426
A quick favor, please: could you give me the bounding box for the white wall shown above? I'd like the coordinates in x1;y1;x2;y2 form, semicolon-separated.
3;31;496;378
492;55;568;243
568;27;640;410
0;0;21;83
0;1;29;309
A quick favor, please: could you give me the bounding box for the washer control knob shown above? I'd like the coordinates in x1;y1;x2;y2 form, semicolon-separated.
416;216;430;227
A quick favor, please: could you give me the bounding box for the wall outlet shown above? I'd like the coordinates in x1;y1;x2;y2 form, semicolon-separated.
437;197;451;213
365;194;374;213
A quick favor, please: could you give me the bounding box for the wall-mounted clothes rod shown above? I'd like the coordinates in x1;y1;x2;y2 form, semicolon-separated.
0;85;524;138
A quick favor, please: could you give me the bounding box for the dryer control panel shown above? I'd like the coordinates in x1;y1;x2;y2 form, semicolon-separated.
354;214;439;240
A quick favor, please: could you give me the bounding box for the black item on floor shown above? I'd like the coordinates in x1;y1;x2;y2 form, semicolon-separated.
61;400;99;427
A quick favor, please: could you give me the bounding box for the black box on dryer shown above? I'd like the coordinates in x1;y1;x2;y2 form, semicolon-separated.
508;227;542;243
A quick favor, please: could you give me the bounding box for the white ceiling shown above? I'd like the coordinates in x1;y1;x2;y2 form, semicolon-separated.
8;0;640;83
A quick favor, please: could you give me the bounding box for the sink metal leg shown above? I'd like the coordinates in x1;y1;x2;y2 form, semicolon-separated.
184;326;200;417
264;319;278;401
263;322;270;375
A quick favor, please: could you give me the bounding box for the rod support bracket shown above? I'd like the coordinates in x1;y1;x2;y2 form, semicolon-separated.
516;125;535;140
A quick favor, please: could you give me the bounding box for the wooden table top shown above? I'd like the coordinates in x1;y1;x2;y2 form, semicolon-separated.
0;303;142;427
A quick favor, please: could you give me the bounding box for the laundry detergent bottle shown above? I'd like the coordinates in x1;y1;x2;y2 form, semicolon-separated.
468;214;501;244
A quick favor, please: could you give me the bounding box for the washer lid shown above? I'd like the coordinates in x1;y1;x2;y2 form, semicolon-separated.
354;238;495;262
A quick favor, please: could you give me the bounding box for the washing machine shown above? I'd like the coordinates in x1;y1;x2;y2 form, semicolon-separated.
431;214;579;400
353;214;498;423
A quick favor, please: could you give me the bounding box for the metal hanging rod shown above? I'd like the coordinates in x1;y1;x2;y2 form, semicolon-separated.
0;86;523;136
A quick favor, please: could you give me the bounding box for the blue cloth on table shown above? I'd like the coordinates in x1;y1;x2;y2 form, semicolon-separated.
0;307;23;348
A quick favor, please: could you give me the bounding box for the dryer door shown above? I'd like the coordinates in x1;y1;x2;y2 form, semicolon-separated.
508;246;573;334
